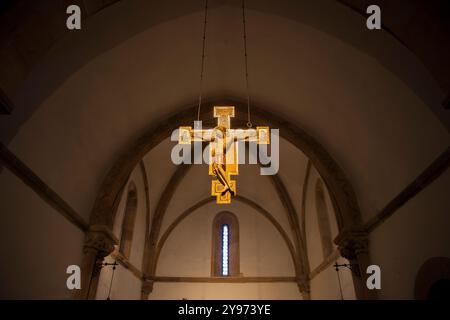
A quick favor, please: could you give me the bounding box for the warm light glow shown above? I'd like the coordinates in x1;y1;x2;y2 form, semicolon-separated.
178;106;271;204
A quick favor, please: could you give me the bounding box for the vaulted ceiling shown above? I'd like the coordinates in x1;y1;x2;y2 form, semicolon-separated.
0;0;449;301
0;0;447;228
0;0;449;143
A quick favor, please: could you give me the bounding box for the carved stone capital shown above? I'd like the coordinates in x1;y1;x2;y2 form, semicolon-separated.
84;225;118;258
301;290;311;300
141;279;154;298
335;227;369;261
296;275;310;295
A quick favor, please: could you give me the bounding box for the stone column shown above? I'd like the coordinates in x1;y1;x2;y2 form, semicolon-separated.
335;228;378;300
76;225;117;300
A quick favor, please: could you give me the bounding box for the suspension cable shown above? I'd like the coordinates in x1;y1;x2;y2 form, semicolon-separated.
197;0;209;122
242;0;252;128
106;260;117;300
336;266;344;300
334;261;345;300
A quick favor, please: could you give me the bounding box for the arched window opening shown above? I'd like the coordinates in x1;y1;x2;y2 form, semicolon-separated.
119;182;138;259
222;224;229;276
315;179;333;259
212;212;239;277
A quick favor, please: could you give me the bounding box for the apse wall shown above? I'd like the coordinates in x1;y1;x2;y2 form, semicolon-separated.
151;202;301;300
149;283;301;300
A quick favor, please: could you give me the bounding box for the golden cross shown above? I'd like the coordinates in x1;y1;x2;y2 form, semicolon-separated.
179;106;270;204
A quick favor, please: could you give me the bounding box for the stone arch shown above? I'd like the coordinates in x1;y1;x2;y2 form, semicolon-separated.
85;99;366;299
152;196;299;280
90;99;362;234
144;163;308;282
315;179;333;259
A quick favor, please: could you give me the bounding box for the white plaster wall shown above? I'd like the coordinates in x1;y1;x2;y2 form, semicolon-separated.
96;255;142;300
149;283;302;300
96;166;148;299
159;155;295;246
304;167;356;299
277;139;309;229
143;138;177;234
310;257;355;300
305;167;339;270
0;170;84;299
152;200;300;299
157;202;295;277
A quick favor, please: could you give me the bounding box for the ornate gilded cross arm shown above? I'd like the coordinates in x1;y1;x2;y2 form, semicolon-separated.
178;127;213;144
229;127;270;144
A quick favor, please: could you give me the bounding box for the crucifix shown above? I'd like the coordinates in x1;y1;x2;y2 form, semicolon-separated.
178;106;270;204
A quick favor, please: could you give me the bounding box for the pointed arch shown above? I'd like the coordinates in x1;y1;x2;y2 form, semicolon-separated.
152;195;299;280
119;182;138;259
88;99;363;298
315;179;333;259
90;100;362;232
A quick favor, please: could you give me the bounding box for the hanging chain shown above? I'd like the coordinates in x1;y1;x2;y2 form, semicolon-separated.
104;260;118;300
197;0;251;125
242;0;252;128
335;265;344;300
334;261;353;300
197;0;209;122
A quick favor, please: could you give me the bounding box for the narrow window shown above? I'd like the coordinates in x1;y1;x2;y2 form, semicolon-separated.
212;212;239;277
222;224;229;276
